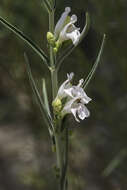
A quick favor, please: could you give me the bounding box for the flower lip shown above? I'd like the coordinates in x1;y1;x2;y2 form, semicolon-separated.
77;104;90;120
62;96;90;122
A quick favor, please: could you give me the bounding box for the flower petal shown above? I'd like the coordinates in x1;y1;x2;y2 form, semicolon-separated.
71;107;80;122
77;104;90;120
71;86;91;104
64;88;73;97
57;72;74;99
66;29;80;45
54;7;71;38
62;97;76;113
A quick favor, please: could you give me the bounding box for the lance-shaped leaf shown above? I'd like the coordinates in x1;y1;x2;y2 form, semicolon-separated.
56;12;90;71
24;53;54;135
83;34;106;89
53;0;56;10
43;0;56;12
42;78;51;117
0;17;49;68
103;149;127;177
78;12;90;44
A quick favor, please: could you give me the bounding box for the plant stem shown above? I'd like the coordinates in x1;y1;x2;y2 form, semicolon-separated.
51;68;58;99
63;127;68;190
55;127;68;190
49;10;58;99
49;10;54;67
48;8;68;190
55;132;64;174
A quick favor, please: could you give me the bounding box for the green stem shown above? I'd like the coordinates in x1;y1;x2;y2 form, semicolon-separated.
49;10;55;68
51;68;58;99
55;128;68;190
60;126;68;190
49;10;58;99
63;127;68;190
48;7;67;190
55;133;64;174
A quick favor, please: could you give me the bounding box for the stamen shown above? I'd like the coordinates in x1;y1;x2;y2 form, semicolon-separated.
78;79;84;87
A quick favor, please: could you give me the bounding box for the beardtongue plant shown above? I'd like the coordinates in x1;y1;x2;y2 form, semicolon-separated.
0;0;106;190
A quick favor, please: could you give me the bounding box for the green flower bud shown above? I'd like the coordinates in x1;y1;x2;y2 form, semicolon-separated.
47;32;55;46
53;40;62;53
53;47;58;54
52;98;62;113
55;40;62;49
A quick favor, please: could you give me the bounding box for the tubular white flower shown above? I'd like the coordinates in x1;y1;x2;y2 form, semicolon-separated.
54;7;71;39
53;73;91;122
54;7;81;46
58;14;81;45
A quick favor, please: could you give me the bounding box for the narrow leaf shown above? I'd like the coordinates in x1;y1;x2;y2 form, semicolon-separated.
53;0;56;9
24;53;53;132
42;78;51;116
0;17;49;68
78;12;90;43
83;34;106;89
43;0;52;12
103;149;127;177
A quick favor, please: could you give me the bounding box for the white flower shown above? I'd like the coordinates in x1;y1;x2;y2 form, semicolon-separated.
53;73;91;122
54;7;81;45
54;7;71;39
62;97;90;122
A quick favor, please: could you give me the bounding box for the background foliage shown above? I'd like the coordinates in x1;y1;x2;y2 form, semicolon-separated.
0;0;127;189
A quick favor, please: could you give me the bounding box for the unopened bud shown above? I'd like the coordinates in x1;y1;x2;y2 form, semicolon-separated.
52;98;62;113
53;40;62;53
47;32;55;46
55;40;61;49
53;47;58;54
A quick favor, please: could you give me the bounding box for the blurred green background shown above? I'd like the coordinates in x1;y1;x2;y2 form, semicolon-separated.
0;0;127;189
